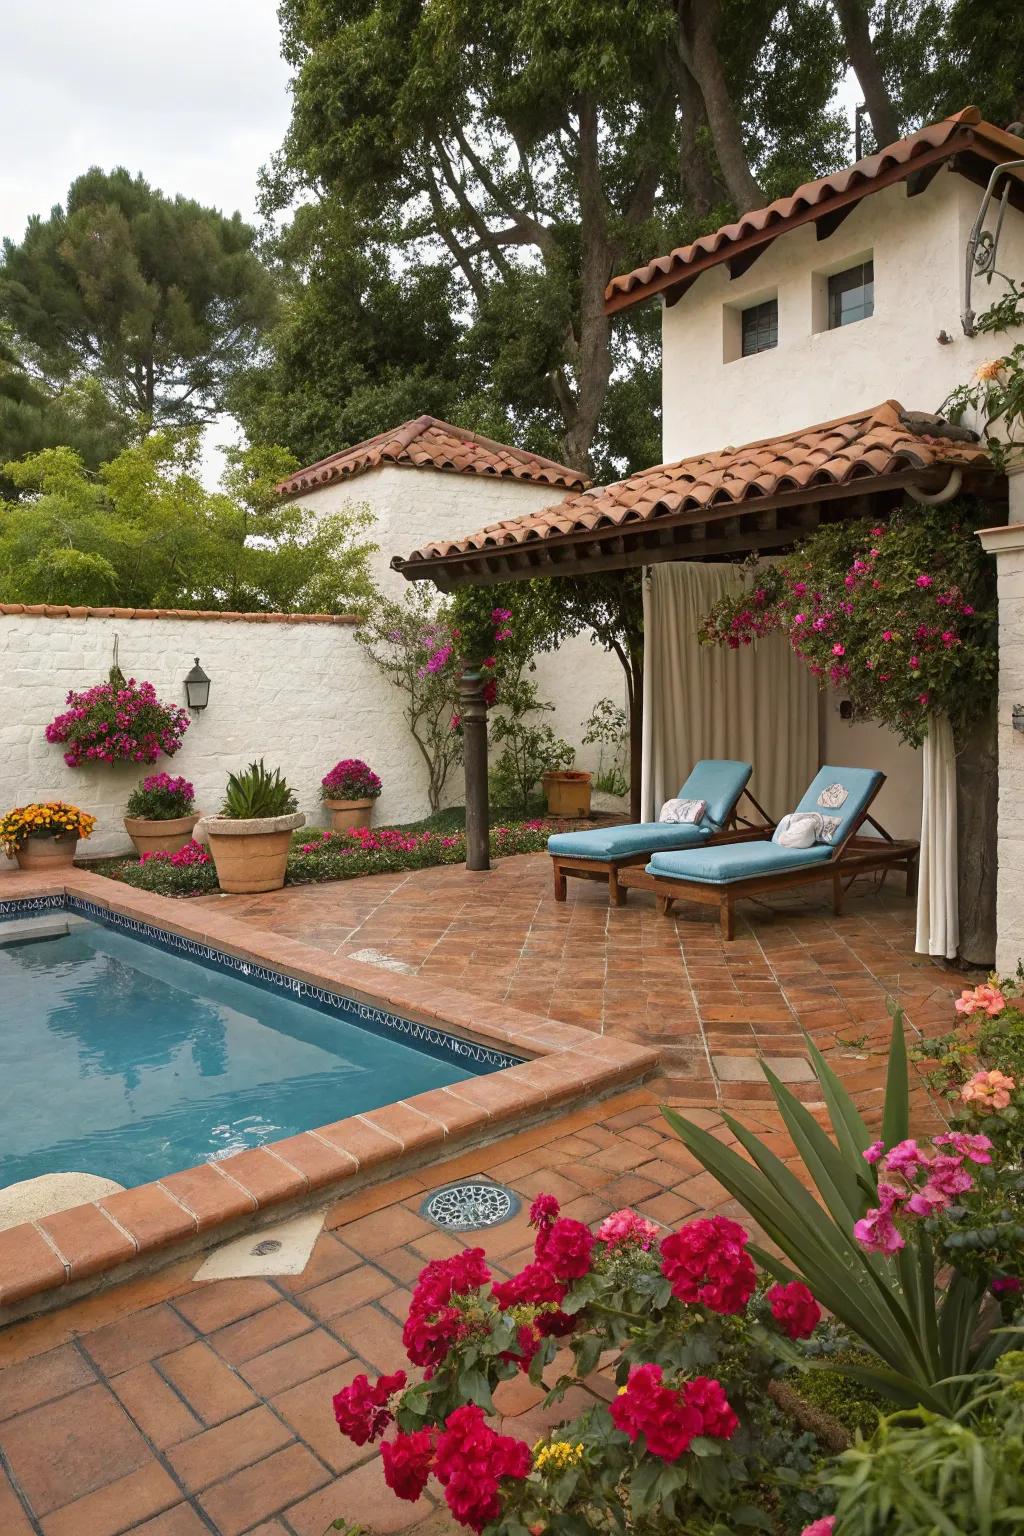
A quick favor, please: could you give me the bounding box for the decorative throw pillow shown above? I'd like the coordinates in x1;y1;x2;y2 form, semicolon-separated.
816;783;849;810
818;815;842;843
659;797;708;825
772;811;823;848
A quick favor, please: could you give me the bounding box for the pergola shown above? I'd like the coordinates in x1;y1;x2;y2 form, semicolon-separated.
392;401;1004;867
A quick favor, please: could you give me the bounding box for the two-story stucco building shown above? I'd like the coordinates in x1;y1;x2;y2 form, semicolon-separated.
394;107;1024;968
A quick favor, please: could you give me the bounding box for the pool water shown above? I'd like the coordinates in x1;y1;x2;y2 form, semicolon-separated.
0;918;485;1190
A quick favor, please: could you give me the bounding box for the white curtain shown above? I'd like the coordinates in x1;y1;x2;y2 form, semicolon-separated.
915;712;959;959
640;562;818;823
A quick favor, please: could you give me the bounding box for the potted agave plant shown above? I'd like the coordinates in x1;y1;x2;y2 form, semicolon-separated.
320;758;382;831
0;801;97;870
124;773;199;857
200;761;304;894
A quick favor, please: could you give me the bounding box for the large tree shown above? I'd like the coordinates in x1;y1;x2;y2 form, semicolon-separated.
0;168;277;436
0;433;375;614
256;0;847;479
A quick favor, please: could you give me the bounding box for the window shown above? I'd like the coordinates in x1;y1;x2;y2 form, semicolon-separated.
741;299;778;356
828;260;874;328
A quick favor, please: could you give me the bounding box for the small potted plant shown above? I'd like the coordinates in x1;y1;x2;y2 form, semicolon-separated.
124;773;199;857
320;759;382;831
201;760;304;893
0;801;97;871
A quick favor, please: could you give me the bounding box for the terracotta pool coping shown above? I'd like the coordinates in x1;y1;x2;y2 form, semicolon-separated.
0;870;657;1323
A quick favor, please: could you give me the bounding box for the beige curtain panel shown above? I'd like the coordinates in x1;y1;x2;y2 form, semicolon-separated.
915;712;959;960
640;561;819;823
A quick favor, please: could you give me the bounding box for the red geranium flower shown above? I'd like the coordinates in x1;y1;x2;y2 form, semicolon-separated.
332;1369;407;1444
766;1281;822;1340
660;1216;756;1314
381;1428;435;1501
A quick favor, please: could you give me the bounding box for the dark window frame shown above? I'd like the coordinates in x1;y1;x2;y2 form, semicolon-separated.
828;260;874;329
740;298;778;357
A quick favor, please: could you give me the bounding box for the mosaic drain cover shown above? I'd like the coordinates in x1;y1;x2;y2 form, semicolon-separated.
420;1180;520;1232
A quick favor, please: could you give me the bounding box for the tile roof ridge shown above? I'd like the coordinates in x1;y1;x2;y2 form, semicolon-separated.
606;106;1024;309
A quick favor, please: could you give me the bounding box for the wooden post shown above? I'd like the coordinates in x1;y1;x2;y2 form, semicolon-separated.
459;663;490;871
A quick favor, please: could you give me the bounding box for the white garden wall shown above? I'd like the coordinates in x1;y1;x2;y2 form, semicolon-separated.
0;609;448;861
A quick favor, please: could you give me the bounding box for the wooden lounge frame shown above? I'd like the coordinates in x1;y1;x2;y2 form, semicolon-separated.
618;776;919;940
552;787;775;908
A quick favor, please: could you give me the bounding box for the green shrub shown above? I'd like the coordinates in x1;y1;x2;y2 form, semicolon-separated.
222;760;298;819
824;1349;1024;1534
790;1353;888;1439
114;853;219;896
489;676;574;813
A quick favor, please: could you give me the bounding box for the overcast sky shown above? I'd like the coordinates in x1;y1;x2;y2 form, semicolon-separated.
1;0;290;243
2;1;292;480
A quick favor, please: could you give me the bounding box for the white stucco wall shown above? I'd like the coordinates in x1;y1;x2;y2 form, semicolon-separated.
290;464;626;783
979;516;1024;973
661;170;1024;461
822;697;922;841
0;612;445;861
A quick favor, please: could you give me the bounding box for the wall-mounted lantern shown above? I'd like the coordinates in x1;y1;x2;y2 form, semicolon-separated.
184;657;211;712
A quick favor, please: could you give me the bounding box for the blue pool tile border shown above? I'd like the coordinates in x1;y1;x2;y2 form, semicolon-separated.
0;894;523;1076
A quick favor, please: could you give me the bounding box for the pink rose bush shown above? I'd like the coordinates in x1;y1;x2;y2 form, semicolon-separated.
330;1194;826;1533
46;675;189;767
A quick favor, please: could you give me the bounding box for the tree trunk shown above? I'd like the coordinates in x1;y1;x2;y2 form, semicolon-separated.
678;1;763;212
832;0;901;151
674;59;725;217
955;707;997;968
562;97;614;473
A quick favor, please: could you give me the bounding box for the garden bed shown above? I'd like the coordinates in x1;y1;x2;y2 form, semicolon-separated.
88;810;595;897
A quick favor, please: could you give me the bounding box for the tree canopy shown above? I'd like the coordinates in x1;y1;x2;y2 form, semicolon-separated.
0;434;376;614
0;168;277;440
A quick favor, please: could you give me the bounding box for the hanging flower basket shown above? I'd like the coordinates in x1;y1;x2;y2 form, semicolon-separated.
45;670;190;768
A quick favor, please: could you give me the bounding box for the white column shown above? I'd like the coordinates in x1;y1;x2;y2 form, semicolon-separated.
978;515;1024;973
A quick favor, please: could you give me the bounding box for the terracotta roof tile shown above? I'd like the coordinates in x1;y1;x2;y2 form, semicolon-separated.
606;108;1024;312
276;415;590;499
395;402;993;570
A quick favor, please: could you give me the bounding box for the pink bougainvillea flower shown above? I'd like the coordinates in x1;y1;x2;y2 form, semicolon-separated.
832;643;845;656
991;1275;1023;1297
955;983;1006;1018
800;1520;836;1536
915;574;933;588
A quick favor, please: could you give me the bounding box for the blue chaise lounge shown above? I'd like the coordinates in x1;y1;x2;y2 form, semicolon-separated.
548;758;773;906
618;765;919;939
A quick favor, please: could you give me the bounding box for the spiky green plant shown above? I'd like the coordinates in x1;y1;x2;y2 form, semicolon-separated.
663;1011;1012;1414
221;760;298;819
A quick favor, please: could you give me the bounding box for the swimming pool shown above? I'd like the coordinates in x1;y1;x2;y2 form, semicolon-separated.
0;906;516;1190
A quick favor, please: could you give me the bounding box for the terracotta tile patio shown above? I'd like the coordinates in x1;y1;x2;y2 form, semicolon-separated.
194;850;971;1102
0;854;968;1532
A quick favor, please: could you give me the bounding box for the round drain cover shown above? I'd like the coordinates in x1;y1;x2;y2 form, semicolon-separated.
421;1181;520;1232
251;1238;283;1256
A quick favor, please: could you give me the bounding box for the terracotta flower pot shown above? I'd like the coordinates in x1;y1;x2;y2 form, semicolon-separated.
542;770;593;819
124;813;200;858
323;797;374;832
15;834;78;871
200;812;305;894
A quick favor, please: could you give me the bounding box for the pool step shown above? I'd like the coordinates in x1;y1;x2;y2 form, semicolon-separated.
0;916;70;947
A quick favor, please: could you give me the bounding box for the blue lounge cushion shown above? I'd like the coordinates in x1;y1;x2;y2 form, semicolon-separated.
547;758;752;862
647;840;832;885
548;821;711;859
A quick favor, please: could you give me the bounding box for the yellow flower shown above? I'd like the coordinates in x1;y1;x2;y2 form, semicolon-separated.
532;1441;585;1473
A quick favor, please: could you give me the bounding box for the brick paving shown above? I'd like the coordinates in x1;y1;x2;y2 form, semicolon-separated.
195;851;971;1102
0;855;970;1532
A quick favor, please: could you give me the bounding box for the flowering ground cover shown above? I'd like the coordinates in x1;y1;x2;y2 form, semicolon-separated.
95;814;560;895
